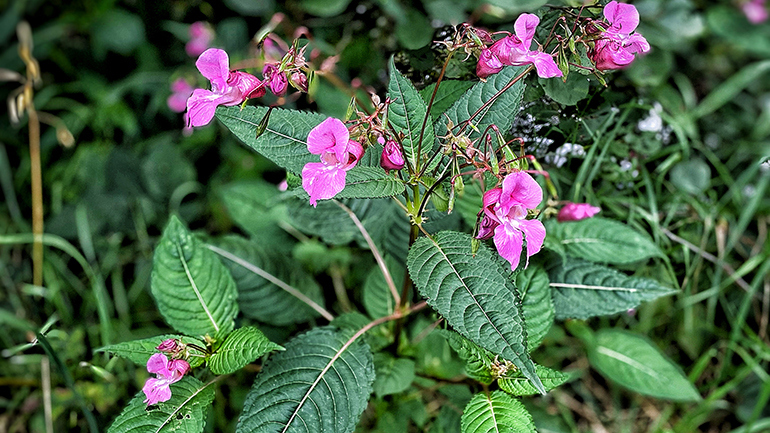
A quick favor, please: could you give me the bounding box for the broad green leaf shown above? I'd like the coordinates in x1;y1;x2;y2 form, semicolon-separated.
407;231;545;394
498;365;569;396
208;326;284;375
670;158;711;195
460;391;536;433
441;329;498;384
236;327;375;433
363;256;404;319
372;353;416;397
301;0;351;17
547;255;677;320
539;72;589;106
207;235;326;325
95;335;205;368
331;312;391;352
218;181;291;243
545;217;664;264
107;376;215;433
419;80;475;121
151;216;238;338
516;265;554;351
388;57;435;170
333;166;405;199
587;329;701;402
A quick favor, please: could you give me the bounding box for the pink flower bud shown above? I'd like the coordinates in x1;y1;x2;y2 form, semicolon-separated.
380;140;405;171
557;202;601;222
476;49;504;79
156;339;179;353
290;71;308;92
263;64;288;96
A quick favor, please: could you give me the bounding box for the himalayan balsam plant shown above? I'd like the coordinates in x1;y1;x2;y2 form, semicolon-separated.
100;3;699;432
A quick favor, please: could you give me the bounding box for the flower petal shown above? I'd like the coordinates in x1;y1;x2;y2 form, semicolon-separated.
514;13;540;49
500;172;542;212
529;52;563;78
494;223;524;271
307;117;350;160
186;89;224;127
520;218;546;266
604;1;640;34
142;377;172;405
302;162;348;207
146;353;172;377
195;48;230;90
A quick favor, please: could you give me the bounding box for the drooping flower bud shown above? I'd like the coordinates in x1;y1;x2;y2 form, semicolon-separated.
380;140;405;172
263;64;288;96
289;71;308;92
156;339;180;354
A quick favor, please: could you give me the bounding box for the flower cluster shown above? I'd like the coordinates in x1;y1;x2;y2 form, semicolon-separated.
590;1;650;70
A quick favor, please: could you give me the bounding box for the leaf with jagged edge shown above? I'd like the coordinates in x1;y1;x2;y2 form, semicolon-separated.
236;327;375;433
498;364;570;396
372;352;415;397
419;80;475;121
95;334;206;368
206;235;326;326
107;376;215;433
516;265;554;351
547;255;677;320
460;391;536;433
387;57;435;170
332;166;405;199
151;216;238;339
441;329;497;384
407;231;545;394
362;256;404;319
208;326;284;375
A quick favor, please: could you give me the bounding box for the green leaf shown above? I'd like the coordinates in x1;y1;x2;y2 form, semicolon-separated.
460;391;536;433
545;217;664;264
547;255;677;320
300;0;351;17
208;326;284;375
236;327;375;433
516;265;554;351
334;166;406;199
331;312;391;352
441;329;497;384
388;57;435;169
395;8;433;50
151;216;238;338
498;365;570;396
539;72;589;106
407;231;545;394
95;335;205;368
372;353;416;397
587;329;701;402
670;158;711;195
107;376;215;433
218;181;289;239
363;256;404;319
419;80;475;121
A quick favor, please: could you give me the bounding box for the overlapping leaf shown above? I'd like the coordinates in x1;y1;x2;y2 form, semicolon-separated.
95;334;205;368
418;80;475;121
387;57;435;169
218;181;294;249
372;353;415;397
516;265;554;351
332;166;405;199
208;326;284;375
362;256;403;319
460;391;536;433
498;365;570;396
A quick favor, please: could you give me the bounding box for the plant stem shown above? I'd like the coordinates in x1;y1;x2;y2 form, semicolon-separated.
29;104;43;287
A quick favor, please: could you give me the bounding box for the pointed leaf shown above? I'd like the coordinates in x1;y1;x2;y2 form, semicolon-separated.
236;327;375;433
587;329;701;402
516;265;554;351
460;391;536;433
151;216;238;338
441;329;498;385
498;365;570;396
333;166;405;199
547;255;677;320
419;80;475;121
208;326;284;375
407;231;545;394
372;353;415;397
96;335;205;368
107;376;215;433
388;57;435;169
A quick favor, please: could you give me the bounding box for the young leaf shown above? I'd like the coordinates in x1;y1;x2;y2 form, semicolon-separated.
545;217;664;264
547;255;677;320
387;57;436;169
407;231;545;394
107;376;215;433
372;352;416;397
151;216;238;338
498;364;570;396
516;265;554;351
236;327;375;433
207;326;284;375
587;329;701;402
460;391;536;433
95;334;206;368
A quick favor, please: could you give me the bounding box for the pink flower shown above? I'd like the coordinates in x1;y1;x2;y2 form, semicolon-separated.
301;118;364;207
380;139;405;172
476;172;546;271
477;14;562;79
156;338;180;353
263;64;288;96
186;22;214;58
142;353;190;405
557;202;601;222
590;1;650;70
167;78;194;113
186;48;265;127
742;0;768;24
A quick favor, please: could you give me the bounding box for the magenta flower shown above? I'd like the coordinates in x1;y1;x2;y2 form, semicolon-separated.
186;22;214;58
167;78;194;113
557;202;601;222
156;338;180;354
742;0;768;24
476;172;546;271
263;64;288;96
591;1;650;70
477;14;562;79
186;48;265;127
142;353;190;405
301;118;364;207
380;139;405;172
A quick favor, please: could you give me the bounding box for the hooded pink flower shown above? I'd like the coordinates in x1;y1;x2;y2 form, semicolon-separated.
142;353;190;405
591;2;650;70
742;0;768;24
167;78;194;113
380;139;405;172
557;202;601;222
476;172;546;271
477;14;562;79
186;22;214;57
186;48;265;127
301;118;364;206
263;64;288;96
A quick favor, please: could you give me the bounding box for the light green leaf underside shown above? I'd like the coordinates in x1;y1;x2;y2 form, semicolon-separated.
151;216;237;338
388;57;435;169
407;231;544;395
547;255;676;320
498;364;570;396
95;334;205;368
460;391;536;433
587;329;701;402
236;327;375;433
107;376;215;433
372;352;416;397
516;265;554;351
208;326;284;375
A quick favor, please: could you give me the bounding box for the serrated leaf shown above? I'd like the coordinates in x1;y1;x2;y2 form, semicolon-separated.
516;265;554;351
372;353;415;397
545;217;664;264
333;166;405;199
95;335;205;368
107;376;215;433
419;80;476;121
151;216;238;338
587;329;701;402
441;329;497;385
363;256;404;319
547;255;677;320
388;57;435;170
331;312;391;352
236;327;375;433
460;391;535;433
407;231;545;394
208;326;284;375
498;365;569;396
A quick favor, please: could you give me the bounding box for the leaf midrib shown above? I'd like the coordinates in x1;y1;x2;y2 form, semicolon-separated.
176;243;219;333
